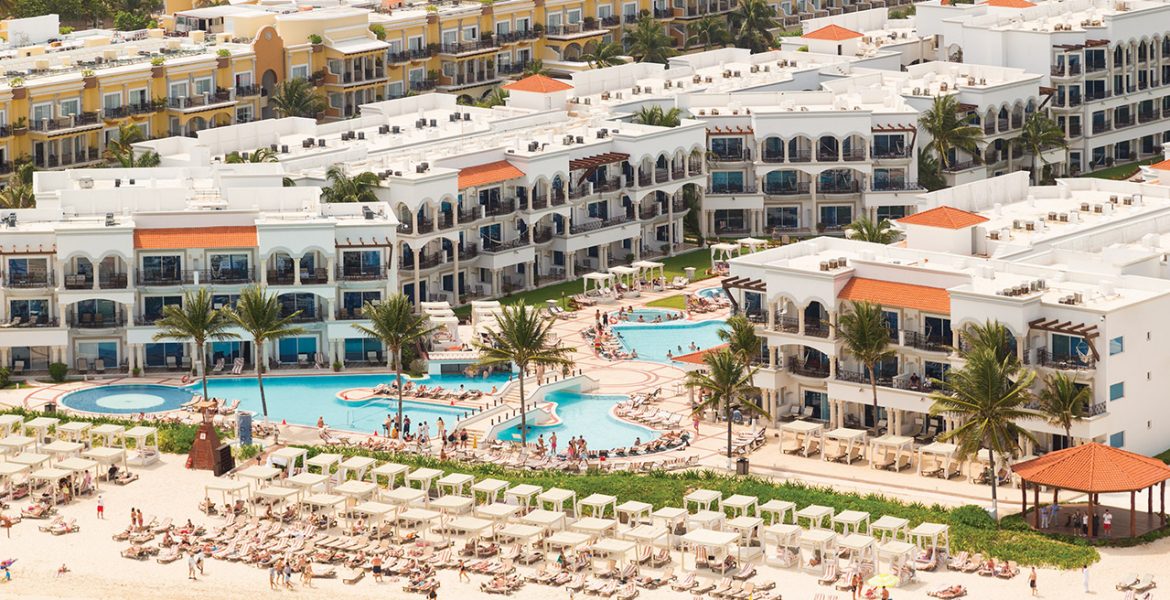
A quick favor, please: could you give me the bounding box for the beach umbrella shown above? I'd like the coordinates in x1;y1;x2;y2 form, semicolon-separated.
867;573;900;588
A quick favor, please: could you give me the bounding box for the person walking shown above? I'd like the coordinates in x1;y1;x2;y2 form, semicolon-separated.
187;551;198;580
1029;567;1038;596
384;414;393;437
302;562;314;588
1103;509;1113;537
195;549;205;576
458;560;470;583
550;432;558;456
283;559;294;589
1082;564;1090;593
851;571;862;600
437;417;446;444
371;555;384;583
269;561;278;590
96;495;104;519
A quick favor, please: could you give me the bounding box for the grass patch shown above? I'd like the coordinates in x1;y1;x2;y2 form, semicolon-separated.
297;444;1101;569
1081;158;1158;180
646;294;687;309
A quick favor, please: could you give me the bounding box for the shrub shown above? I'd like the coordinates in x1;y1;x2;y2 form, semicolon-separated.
951;504;996;529
0;408;230;454
0;366;9;388
59;25;74;35
150;56;165;66
113;10;151;32
308;34;323;44
216;48;231;58
48;362;69;382
234;443;263;461
369;24;386;40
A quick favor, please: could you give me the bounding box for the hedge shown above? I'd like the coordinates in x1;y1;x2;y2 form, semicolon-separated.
1;408;231;454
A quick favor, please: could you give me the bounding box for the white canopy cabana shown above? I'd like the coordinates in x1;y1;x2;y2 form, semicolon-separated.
55;421;91;444
238;465;281;488
839;533;878;565
396;508;441;540
832;510;871;535
205;479;250;510
870;515;911;542
475;502;520;524
796;504;835;530
680;528;739;572
352;500;396;524
284;472;329;494
0;435;36;457
762;523;802;568
616;500;653;526
651;506;688;536
406;467;443;493
592;537;637;567
303;493;345;518
631;260;665;285
24;417;59;448
89;424;125;448
254;484;300;506
437;472;475;497
0;461;30;494
30;467;71;504
759;499;796;525
505;484;542;509
710;242;740;266
687;510;725;532
623;524;669;549
430;494;474;516
0;415;22;437
684;489;722;512
583;272;615;295
909;522;950;555
444;515;493;542
269;447;308;476
544;530;591;555
338;456;377;482
520;508;568;534
371;462;409;489
56;457;99;491
578;493;617;518
571;516;618;539
537;487;576;514
497;523;543;547
918;442;959;479
869;435;914;471
306;453;342;477
737;237;767;253
471;478;509;505
608;265;638;291
823;428;867;464
878;539;918;583
9;452;50;469
780;420;823;457
124;426;159;466
798;528;838;573
721;494;758;518
334;479;377;503
381;485;427;508
42;440;83;461
726;516;764;559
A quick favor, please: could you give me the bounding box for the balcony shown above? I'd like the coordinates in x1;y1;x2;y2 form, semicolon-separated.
267;270;295;285
601;15;622;26
672;199;688;212
1092;119;1112;134
706;184;757;195
438;71;500;90
764;183;810;196
438;40;498;55
417;253;445;269
532;228;554;244
482;238;531;253
458;244;479;259
458;206;480;223
168;91;235;111
804;321;830;338
437;213;455;230
710;149;751;162
4;272;54;288
30;112;100;133
544;23;605;39
819;181;861;195
334;308;367;321
137;271;194;286
788;151;812;163
761;152;784;163
235;84;261;97
772;316;799;333
1050;64;1082;77
842;150;867;162
786;356;829;378
200;268;254;285
1030;347;1095;370
101;274;129;289
569;214;633;234
6;315;58;328
496;30;541;44
902;331;949;352
410;80;437;92
1139;110;1161;123
389;48;433;63
102;104;155;119
283;309;323;323
336;267;387;281
871;181;924;192
1114;114;1135;129
497;61;533;76
416;218;435;234
484;201;516;217
872;148;912;160
70;314;126;329
63;274;94;290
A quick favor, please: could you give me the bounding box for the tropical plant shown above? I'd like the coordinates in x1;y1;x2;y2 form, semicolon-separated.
152;288;238;400
351;295;437;430
846;215;898;244
580;40;627;68
918;94;983;169
369;23;386;40
522;60;549;76
215;48;231;58
917;150;947;191
472;302;575;446
718;314;762;366
476;88;509;108
225;147;277;164
320;165;380;203
104;122;160;168
728;0;778;53
837;301;895;433
929;345;1036;519
686;348;765;466
625;14;676;64
1014;112;1068;184
632;105;682;127
224;286;307;420
0;162;35;209
282;176;297;187
1036;371;1090;441
958;320;1017;366
686;15;728;51
268;77;327;119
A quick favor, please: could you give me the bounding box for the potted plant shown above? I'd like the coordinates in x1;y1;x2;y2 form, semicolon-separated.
150;56;165;77
215;48;231;68
308;33;324;51
132;367;141;377
12;117;27;135
332;360;342;372
584;16;596;30
82;69;97;88
10;77;25;100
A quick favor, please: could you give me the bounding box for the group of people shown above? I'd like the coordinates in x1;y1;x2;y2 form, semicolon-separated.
664;342;701;360
1039;502;1114;537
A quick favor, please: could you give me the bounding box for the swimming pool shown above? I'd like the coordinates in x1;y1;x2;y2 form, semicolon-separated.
62;385;195;415
493;389;657;449
611;319;728;362
697;286;727;300
610;308;683;323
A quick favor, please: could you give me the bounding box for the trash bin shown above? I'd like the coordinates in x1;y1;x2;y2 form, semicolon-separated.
43;402;56;414
736;457;749;475
684;267;697;281
237;412;253;446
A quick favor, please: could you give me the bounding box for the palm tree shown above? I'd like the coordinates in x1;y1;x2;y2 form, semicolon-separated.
225;147;278;163
152;288;238;400
718;315;761;367
625;14;676;64
351;295;437;430
472;302;575;446
476;88;509;108
1014;112;1068;184
687;16;728;51
918;94;983;169
837;301;895;433
686;349;765;467
958;320;1017;366
1037;371;1090;442
581;40;627;68
729;0;778;53
917;150;947;191
268;77;327;119
320;165;380;203
632;105;682;127
225;286;307;420
104;122;160;167
0;162;34;209
522;60;549;76
929;346;1036;519
846;216;898;244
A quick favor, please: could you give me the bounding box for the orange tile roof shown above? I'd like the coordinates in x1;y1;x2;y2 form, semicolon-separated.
502;74;573;93
985;0;1036;7
458;160;525;190
671;344;729;365
1149;158;1170;170
1012;443;1170;493
803;24;863;41
897;206;989;229
838;277;951;314
133;226;257;250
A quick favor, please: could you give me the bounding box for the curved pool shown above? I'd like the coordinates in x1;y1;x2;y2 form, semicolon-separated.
610;308;683;323
697;286;727;300
611;319;728;362
493;389;657;449
62;384;196;415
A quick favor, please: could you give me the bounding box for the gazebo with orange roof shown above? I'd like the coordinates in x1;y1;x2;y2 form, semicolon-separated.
1012;443;1170;538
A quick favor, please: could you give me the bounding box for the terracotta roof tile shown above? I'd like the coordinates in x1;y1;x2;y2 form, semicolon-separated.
458;160;524;190
838;277;951;314
1149;158;1170;170
672;344;729;365
502;74;573;93
1012;443;1170;493
134;226;257;250
897;206;989;229
803;24;864;41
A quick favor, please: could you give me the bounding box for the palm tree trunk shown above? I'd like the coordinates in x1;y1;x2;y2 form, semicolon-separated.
1032;154;1039;185
869;364;880;435
394;346;403;431
726;400;734;469
198;339;209;401
256;340;269;421
518;365;527;447
988;449;999;521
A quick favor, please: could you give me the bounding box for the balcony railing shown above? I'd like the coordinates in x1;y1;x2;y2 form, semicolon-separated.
496;30;541;43
283;310;323;323
804;321;830;338
6;315;58;328
267;270;295;285
764;183;810;196
458;244;479;259
137;271;194;286
200;269;254;285
482;238;531;253
235;84;261;97
902;330;949;352
1051;64;1082;76
706;184;757;195
336;267;387;281
1030;347;1095;370
544;23;605;37
63;275;94;290
774;316;799;333
70;314;126;329
439;40;498;54
458;206;480;223
100;274;129;289
30;112;99;132
4;272;54;288
102;104;155;119
569;214;632;234
871;181;924;192
484;201;516;217
787;356;830;378
711;149;751;161
532;228;554;244
168;91;233;109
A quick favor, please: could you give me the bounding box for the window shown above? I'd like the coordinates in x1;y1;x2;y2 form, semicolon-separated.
1109;431;1125;448
277;336;317;364
9;299;49;323
496;20;511;35
876;206;907;221
327;59;343;75
344;338;383;362
58;98;80;116
342;250;382;277
76;341;118;366
923;315;952;345
143;296;182;320
1109;336;1124;355
342;291;381;313
567;9;581;23
763;170;797;193
103;92;122;111
710;137;744;158
408;35;424;50
388;81;404;98
714;209;746;231
141;255;183;283
169;81;189;99
1109;382;1125;401
598;4;612;18
32;103;53;124
144;342;186;368
236;105;253;123
515;17;529;31
818;205;853;228
710;171;744;193
587;200;608;219
1052;333;1091;364
329;93;343;109
872;168;907;191
872;134;906;158
462;26;478;41
193;77;213;96
441;29;457;45
7;257;49;282
291;64;309;80
765;206;799;229
208;254;249;280
547;12;562;28
211;294;240;310
882;311;899;339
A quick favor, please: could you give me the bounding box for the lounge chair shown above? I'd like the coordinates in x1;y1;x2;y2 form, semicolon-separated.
12;360;24;375
218;399;241;415
1131;574;1156;592
76;358;89;375
1117;573;1140;591
231;358;244;375
297;354;309;367
670;572;696;591
166;356;178;370
342;568;365;585
94;358;106;374
211;358;225;374
817;562;838;585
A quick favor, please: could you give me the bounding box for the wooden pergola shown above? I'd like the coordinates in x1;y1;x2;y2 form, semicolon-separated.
1027;318;1100;360
1012;443;1170;538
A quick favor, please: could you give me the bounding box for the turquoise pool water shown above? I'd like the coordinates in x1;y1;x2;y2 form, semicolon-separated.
493;389;657;449
63;385;195;414
611;319;728;362
610;308;683;323
697;286;727;299
194;373;509;432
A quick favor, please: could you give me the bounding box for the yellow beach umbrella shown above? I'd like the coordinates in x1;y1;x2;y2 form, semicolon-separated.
867;573;901;588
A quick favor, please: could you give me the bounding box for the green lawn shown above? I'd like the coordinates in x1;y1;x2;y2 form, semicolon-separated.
1157;447;1170;464
1081;158;1158;180
646;294;687;309
453;249;714;317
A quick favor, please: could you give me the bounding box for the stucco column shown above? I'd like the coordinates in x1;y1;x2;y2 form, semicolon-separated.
56;260;66;289
827;310;837;340
566;251;575;279
126;344;137;373
828;399;838;431
324;297;335;321
413;251;421;304
769;345;777;368
767;302;776;331
797;307;806;335
136;344;145;374
293;257;301;285
259;257;268;285
452;244;460;305
525;262;534;288
326;255;335;284
633;236;642;261
599;245;609;268
0;348;9;370
491;269;500;296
